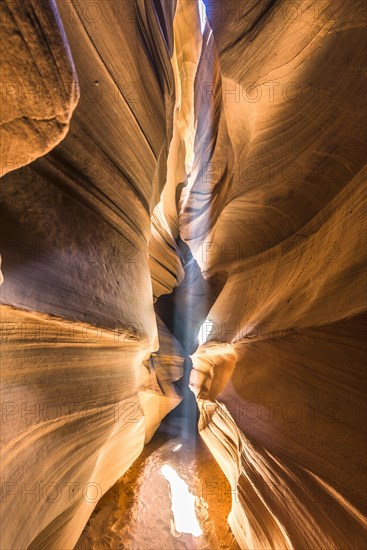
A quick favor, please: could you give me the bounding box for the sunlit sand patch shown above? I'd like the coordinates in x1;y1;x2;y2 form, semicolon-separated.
75;434;240;549
161;464;203;537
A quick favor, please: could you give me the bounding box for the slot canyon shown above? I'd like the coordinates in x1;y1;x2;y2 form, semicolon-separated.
1;0;366;548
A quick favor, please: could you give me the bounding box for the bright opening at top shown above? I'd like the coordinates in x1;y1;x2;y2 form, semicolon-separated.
197;0;207;33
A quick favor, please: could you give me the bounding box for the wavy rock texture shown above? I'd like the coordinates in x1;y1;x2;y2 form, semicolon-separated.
1;1;184;548
186;1;367;548
198;400;367;550
1;305;148;550
1;0;366;549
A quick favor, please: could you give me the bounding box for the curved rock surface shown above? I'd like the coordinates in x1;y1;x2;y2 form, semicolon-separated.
1;1;182;547
1;0;366;549
0;0;79;177
186;1;367;548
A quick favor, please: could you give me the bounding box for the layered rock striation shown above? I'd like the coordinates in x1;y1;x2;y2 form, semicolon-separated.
1;0;366;549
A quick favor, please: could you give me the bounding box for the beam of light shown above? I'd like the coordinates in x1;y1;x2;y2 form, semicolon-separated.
173;444;182;452
160;465;203;537
197;0;207;34
198;319;213;345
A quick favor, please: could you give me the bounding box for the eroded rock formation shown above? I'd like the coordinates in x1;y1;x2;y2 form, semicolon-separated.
1;0;366;548
0;0;79;177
